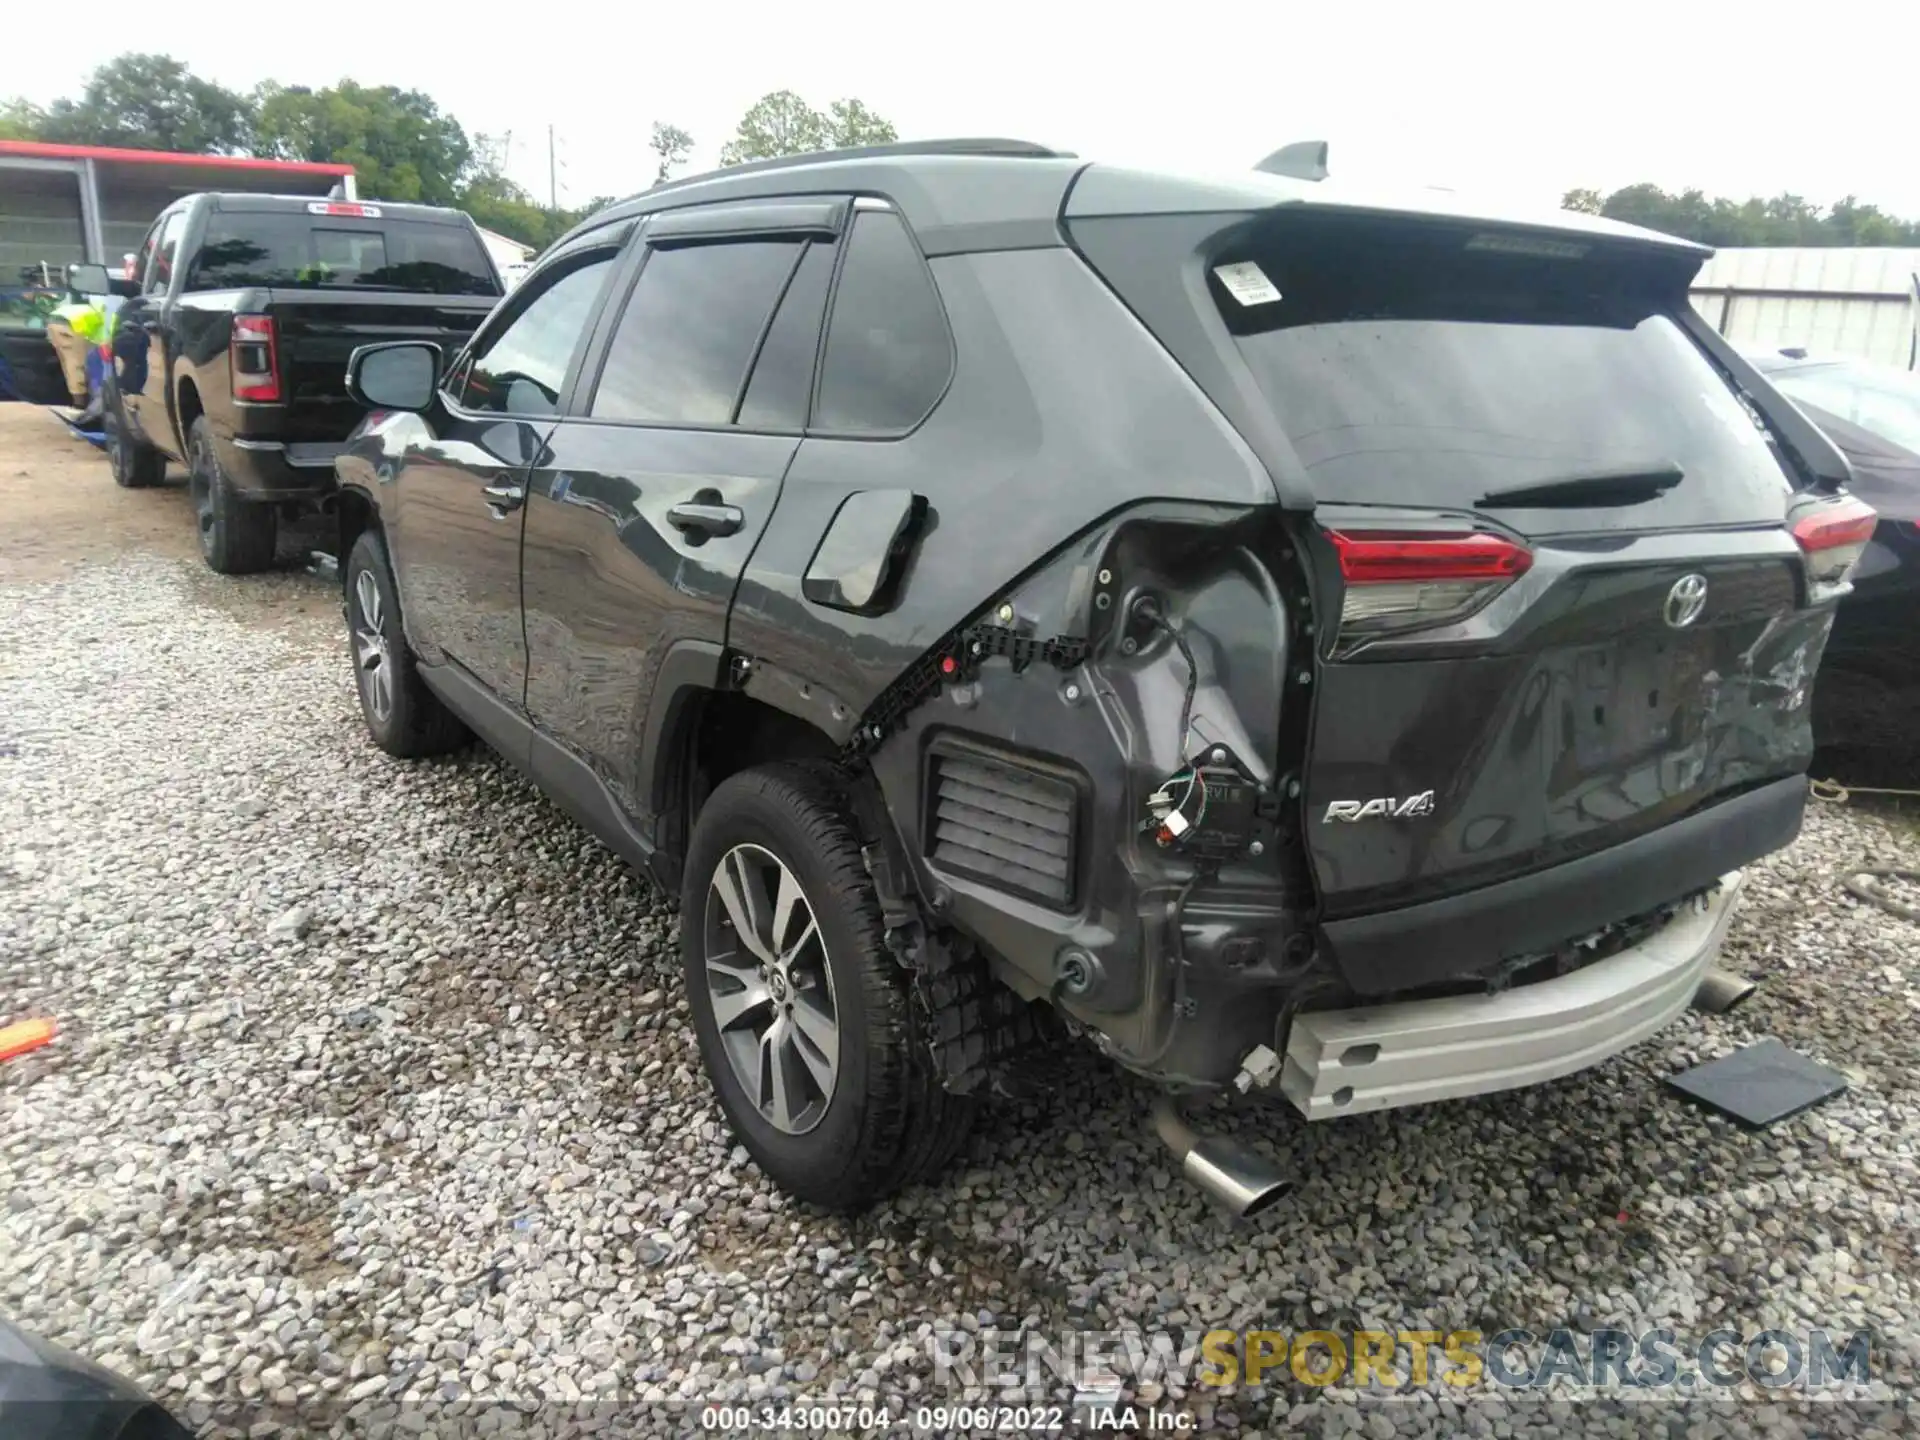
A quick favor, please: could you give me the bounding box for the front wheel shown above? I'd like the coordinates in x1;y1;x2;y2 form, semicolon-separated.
682;764;975;1211
104;382;166;489
343;529;467;758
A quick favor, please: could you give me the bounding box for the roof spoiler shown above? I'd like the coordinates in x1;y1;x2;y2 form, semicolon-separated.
1255;140;1328;183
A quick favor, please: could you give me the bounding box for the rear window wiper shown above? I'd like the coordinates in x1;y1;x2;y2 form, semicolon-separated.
1476;463;1684;509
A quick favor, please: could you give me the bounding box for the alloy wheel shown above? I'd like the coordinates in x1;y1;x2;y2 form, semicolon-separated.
703;843;839;1135
352;569;395;723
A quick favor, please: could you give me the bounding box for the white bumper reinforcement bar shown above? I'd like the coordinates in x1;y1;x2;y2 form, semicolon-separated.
1280;871;1745;1121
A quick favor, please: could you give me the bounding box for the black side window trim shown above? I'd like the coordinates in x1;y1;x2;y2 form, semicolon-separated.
438;227;633;421
554;198;953;443
728;239;815;425
803;203;956;443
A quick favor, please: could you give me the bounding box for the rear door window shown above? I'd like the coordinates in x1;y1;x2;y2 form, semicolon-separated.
589;238;802;426
1215;214;1794;528
188;210;497;295
815;210;951;434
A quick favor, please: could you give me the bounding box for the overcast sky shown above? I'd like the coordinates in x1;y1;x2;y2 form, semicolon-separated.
23;0;1920;220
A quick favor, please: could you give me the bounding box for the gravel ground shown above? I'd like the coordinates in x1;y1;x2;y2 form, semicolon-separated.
4;411;1920;1438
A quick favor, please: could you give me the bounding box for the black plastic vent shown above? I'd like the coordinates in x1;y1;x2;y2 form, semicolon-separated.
928;748;1078;907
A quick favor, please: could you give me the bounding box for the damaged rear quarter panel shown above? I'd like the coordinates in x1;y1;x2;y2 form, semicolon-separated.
724;245;1312;1081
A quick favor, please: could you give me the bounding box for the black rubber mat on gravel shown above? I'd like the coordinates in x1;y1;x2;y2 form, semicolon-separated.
1666;1038;1849;1129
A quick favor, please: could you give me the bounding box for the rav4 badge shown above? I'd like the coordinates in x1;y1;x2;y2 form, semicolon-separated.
1323;792;1437;823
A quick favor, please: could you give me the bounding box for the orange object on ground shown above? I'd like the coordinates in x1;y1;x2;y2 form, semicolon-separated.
0;1018;56;1061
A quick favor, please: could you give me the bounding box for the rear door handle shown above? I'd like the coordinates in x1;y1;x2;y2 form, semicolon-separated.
666;501;744;539
482;481;525;515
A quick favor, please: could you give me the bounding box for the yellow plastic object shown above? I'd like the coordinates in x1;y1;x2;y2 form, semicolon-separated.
0;1017;56;1062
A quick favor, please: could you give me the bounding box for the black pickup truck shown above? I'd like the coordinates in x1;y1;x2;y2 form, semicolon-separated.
105;193;503;572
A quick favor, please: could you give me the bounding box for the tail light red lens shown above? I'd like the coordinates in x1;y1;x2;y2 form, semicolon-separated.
231;314;281;404
1790;496;1877;596
1325;529;1534;638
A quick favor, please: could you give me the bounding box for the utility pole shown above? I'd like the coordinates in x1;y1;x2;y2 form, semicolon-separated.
548;125;557;210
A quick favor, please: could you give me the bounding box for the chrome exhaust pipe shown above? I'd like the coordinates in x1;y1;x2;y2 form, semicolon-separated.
1151;1095;1293;1218
1693;968;1758;1014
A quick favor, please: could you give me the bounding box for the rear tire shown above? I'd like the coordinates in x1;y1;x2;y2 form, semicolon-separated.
104;382;166;489
344;529;468;758
682;763;975;1211
188;416;276;573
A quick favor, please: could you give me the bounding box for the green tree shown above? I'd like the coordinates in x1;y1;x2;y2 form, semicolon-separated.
253;81;473;205
719;90;827;165
459;173;551;250
824;98;897;149
650;122;694;185
27;54;255;153
457;174;617;254
0;98;46;140
1569;182;1920;246
719;91;897;165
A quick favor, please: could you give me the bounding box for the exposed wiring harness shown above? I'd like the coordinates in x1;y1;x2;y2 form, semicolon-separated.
1131;594;1199;764
1144;767;1209;845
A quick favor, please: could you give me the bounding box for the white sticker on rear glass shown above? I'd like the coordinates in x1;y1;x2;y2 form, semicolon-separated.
1213;261;1282;306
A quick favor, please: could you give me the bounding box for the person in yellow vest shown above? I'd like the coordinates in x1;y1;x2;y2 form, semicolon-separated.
46;294;118;423
45;297;100;409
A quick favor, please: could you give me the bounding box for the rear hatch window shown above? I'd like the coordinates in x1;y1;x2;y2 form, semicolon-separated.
1212;212;1793;528
190;210;498;296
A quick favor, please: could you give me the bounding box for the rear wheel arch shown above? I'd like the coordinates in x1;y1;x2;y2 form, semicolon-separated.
650;682;844;884
173;374;203;456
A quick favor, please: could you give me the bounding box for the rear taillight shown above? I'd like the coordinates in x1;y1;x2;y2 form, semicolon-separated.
1325;529;1534;639
1790;496;1877;598
230;314;281;403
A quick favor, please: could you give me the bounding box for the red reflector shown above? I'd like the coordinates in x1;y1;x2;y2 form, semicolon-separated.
1790;499;1877;553
940;656;958;676
1326;530;1534;583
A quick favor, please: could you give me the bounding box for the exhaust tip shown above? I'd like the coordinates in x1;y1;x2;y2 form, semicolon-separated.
1183;1142;1295;1218
1152;1094;1293;1219
1694;968;1758;1014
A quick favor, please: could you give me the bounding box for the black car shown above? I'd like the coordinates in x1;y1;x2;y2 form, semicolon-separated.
1747;350;1920;766
104;193;502;573
333;139;1871;1215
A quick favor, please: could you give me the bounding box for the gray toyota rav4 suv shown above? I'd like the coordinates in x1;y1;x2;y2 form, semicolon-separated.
333;140;1871;1214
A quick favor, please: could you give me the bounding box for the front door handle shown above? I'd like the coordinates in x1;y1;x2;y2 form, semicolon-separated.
482;481;525;516
666;501;744;539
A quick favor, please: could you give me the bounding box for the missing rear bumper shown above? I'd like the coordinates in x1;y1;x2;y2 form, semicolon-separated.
1279;871;1745;1120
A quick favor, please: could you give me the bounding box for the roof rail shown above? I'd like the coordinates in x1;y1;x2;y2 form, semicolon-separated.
1255;140;1329;183
643;138;1073;201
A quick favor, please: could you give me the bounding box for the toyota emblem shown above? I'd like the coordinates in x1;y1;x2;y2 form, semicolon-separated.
1664;573;1708;628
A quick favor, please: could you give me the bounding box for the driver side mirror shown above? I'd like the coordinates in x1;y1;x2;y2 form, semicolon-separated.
347;341;441;412
66;263;113;298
